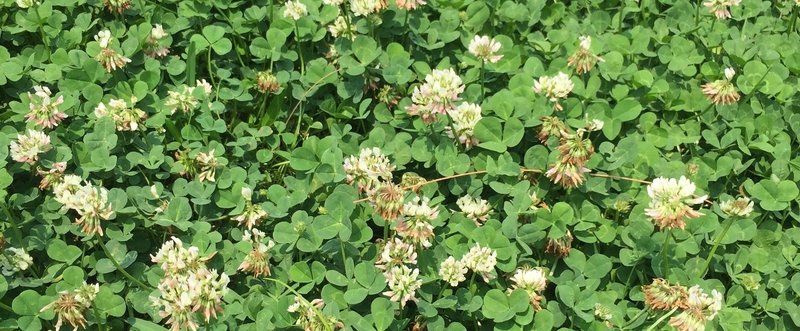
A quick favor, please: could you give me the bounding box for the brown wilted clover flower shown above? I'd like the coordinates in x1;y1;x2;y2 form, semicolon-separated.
175;149;199;178
567;36;603;75
545;230;573;257
103;0;131;13
369;182;406;221
558;133;595;165
538;116;567;143
256;71;281;93
238;229;275;278
37;161;66;190
40;282;100;331
669;286;723;331
545;161;590;189
642;278;689;311
702;68;740;105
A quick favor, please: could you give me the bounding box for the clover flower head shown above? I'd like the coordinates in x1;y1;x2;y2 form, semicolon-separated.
397;196;438;247
703;0;741;19
669;286;723;331
546;161;590;188
468;35;503;63
642;278;690;311
72;183;115;237
595;303;613;323
645;176;707;230
144;24;170;58
237;229;275;277
287;296;343;331
95;97;147;131
383;265;422;307
26;85;66;128
16;0;41;8
509;266;548;309
196;79;213;96
37;161;67;190
39;282;100;331
719;197;753;217
445;102;482;149
151;24;167;40
456;195;491;225
407;68;465;123
323;0;344;5
369;182;406;221
95;30;113;48
0;247;33;276
54;174;84;210
568;36;604;75
284;0;308;20
396;0;426;10
558;133;595;165
10;129;51;164
195;150;219;183
256;71;281;93
461;243;497;282
165;85;199;114
350;0;384;16
343;147;394;192
538;116;568;142
438;256;468;287
702;68;740;105
233;203;268;229
329;16;356;40
545;230;573;257
103;0;131;13
375;237;417;272
533;72;573;111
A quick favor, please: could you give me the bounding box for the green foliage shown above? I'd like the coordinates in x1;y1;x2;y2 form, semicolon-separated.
1;0;800;330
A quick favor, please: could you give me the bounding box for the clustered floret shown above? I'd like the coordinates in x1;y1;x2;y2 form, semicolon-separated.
25;85;66;128
406;68;465;124
40;282;100;330
645;176;707;230
9;129;51;164
343;147;395;193
396;196;438;247
93;30;131;72
468;35;503;63
232;187;268;229
287;296;344;330
456;195;491;225
151;237;230;331
95;97;147;131
0;247;33;276
508;266;548;310
533;72;573;111
238;229;275;277
445;102;482;149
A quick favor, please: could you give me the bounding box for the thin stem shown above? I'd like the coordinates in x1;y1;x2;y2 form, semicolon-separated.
93;305;105;331
0;301;12;312
694;0;702;26
645;308;677;331
294;21;305;76
1;204;25;248
264;278;334;331
549;256;560;276
97;239;154;290
621;308;649;330
695;216;736;278
790;6;798;33
659;231;672;276
480;60;486;101
206;50;217;101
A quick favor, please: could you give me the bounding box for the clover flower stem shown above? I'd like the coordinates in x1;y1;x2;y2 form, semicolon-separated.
468;272;477;294
479;61;487;97
435;284;448;301
696;216;736;278
549;256;560;276
93;305;106;331
97;239;154;290
206;50;217;101
264;278;334;331
0;301;11;313
659;230;672;276
294;21;305;76
339;240;347;268
645;307;677;331
1;204;25;250
693;0;702;26
791;6;798;32
620;308;649;330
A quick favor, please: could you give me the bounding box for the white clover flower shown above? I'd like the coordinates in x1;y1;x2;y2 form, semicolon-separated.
438;256;467;286
151;24;167;40
165;85;199;114
195;150;219;183
397;196;438;247
646;176;707;230
586;119;604;132
719;197;753;217
54;174;84;210
343;147;394;192
724;67;735;80
16;0;40;8
383;265;422;307
461;243;497;282
579;35;592;50
395;0;426;10
406;68;465;123
287;297;341;330
73;184;115;237
468;35;503;63
328;16;356;40
533;72;573;111
0;247;33;276
509;266;548;309
703;0;741;19
95;30;113;48
26;85;66;129
284;0;308;20
375;237;417;272
350;0;382;16
232;203;268;229
323;0;344;5
196;79;213;96
39;282;100;330
94;98;147;131
456;195;491;225
10;129;51;164
445;102;482;149
669;286;724;331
